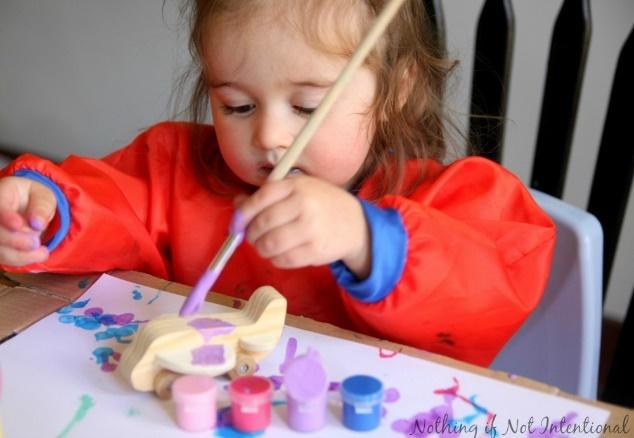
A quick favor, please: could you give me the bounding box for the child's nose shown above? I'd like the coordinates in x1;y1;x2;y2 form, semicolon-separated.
253;111;292;151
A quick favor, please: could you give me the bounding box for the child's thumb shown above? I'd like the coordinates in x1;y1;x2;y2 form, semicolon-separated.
26;182;57;232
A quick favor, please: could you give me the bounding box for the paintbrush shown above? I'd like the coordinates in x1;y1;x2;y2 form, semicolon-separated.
179;0;407;316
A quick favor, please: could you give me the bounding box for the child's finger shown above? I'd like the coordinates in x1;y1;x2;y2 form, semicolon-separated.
238;180;295;228
25;182;57;232
0;244;49;267
0;228;41;251
269;241;315;269
0;179;24;231
246;194;301;244
252;217;305;259
0;208;25;232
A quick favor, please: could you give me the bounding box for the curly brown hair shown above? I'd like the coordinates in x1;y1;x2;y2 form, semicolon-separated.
176;0;458;200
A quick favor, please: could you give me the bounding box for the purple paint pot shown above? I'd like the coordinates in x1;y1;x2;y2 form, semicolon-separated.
172;375;217;432
283;349;328;432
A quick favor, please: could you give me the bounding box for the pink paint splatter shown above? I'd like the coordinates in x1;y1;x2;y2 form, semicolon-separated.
379;347;400;358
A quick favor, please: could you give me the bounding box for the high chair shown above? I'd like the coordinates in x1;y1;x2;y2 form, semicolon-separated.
491;189;603;399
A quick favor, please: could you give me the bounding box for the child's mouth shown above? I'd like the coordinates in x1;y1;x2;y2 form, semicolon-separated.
259;165;303;177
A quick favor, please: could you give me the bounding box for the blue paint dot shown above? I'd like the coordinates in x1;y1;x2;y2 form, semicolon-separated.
95;324;138;343
73;316;101;330
93;347;114;364
71;299;91;308
132;289;142;300
98;314;117;326
57;305;74;314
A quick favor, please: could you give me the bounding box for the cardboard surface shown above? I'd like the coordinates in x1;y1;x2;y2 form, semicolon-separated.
0;286;68;340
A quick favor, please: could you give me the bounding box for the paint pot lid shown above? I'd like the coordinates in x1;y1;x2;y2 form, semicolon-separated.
229;375;273;405
172;374;217;404
341;375;383;404
283;350;328;402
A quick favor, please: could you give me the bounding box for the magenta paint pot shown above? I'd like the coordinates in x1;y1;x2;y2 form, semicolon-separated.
172;374;217;432
229;375;273;432
283;349;328;432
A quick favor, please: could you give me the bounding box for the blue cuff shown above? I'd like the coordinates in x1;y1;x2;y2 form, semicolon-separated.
329;199;407;303
13;169;70;251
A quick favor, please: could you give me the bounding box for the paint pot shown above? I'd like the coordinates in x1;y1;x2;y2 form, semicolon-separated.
229;375;273;432
172;374;217;432
340;374;383;431
283;349;328;432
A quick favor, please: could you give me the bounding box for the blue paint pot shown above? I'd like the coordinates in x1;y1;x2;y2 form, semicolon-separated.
340;375;383;431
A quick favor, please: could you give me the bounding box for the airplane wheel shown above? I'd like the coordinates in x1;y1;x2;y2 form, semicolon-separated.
228;354;256;380
153;369;181;400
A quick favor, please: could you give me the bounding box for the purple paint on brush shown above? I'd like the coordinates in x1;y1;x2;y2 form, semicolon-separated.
189;318;235;342
191;345;225;365
179;269;223;316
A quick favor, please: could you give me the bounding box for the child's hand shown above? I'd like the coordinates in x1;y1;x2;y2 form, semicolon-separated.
0;176;54;266
236;176;371;278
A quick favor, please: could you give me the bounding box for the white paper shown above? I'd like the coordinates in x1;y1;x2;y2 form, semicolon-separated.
0;274;612;437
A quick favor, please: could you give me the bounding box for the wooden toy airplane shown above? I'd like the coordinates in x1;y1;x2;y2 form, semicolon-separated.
119;286;287;396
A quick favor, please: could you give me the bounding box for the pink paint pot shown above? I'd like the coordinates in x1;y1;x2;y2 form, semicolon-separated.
172;374;217;432
228;375;273;432
283;349;328;432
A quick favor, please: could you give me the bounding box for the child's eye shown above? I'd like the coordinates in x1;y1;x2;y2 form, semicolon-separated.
293;106;315;116
223;104;255;115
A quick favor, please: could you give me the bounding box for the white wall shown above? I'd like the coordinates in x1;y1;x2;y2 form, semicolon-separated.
0;0;187;159
1;0;632;321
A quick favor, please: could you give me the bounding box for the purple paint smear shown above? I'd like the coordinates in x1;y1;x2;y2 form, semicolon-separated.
328;381;340;392
268;375;284;391
385;387;401;403
381;387;401;417
279;337;298;373
392;378;495;437
191;344;225;365
189;318;235;342
264;337;299;390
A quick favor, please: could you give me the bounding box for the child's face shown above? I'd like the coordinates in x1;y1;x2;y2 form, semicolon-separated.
204;13;377;188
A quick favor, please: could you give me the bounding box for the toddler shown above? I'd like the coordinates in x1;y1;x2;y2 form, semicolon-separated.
0;0;555;366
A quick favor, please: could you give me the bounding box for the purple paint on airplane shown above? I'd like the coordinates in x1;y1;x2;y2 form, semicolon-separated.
189;318;235;342
191;344;225;365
